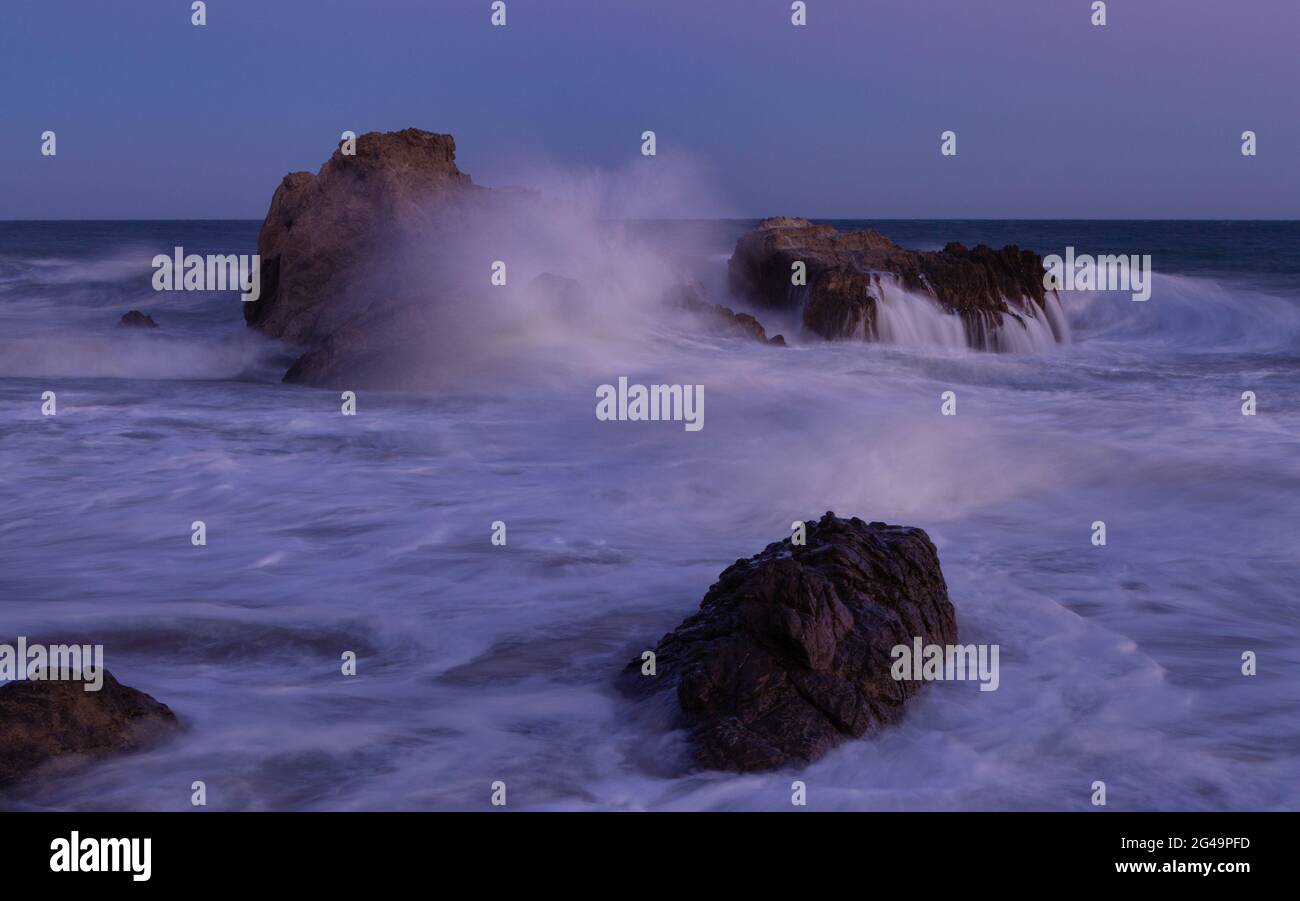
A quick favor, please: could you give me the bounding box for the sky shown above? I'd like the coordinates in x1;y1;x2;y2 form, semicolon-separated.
1;0;1297;220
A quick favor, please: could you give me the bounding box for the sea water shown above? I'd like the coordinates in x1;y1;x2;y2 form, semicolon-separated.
1;219;1297;811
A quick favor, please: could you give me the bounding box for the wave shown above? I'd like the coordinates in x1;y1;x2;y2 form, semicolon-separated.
846;271;1300;356
0;249;156;287
1064;273;1300;353
0;330;290;381
867;276;1069;352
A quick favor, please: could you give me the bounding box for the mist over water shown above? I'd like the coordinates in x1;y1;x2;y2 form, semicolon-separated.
1;216;1298;811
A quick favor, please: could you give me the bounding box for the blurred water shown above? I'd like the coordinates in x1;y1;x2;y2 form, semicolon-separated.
1;219;1297;810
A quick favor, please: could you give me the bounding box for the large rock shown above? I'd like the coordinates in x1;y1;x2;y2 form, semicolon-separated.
0;670;180;787
245;129;505;386
728;217;1066;348
247;129;798;386
622;512;958;772
246;129;478;345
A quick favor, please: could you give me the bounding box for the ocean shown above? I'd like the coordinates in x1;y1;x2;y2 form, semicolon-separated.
1;219;1297;810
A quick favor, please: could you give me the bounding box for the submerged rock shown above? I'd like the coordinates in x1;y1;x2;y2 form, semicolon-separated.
622;512;958;772
529;272;594;324
666;282;786;346
0;670;180;787
118;310;159;329
728;217;1067;349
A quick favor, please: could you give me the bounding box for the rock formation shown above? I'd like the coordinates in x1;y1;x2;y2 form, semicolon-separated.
622;512;958;772
0;670;180;787
728;217;1067;349
245;129;516;386
118;310;159;329
665;282;786;346
247;129;790;386
245;129;479;347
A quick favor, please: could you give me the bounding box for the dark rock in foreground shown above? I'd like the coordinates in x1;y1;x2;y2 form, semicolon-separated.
0;671;180;787
622;512;958;772
118;310;159;329
728;217;1066;349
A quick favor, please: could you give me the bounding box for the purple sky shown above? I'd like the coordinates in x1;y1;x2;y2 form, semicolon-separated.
1;0;1296;219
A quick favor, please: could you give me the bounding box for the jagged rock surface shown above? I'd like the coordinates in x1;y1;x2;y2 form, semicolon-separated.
622;512;958;772
728;217;1065;348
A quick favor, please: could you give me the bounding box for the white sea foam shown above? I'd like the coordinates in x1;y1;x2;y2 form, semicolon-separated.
2;214;1298;812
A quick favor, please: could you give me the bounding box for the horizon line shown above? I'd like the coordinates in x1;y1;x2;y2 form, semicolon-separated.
3;217;1299;224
